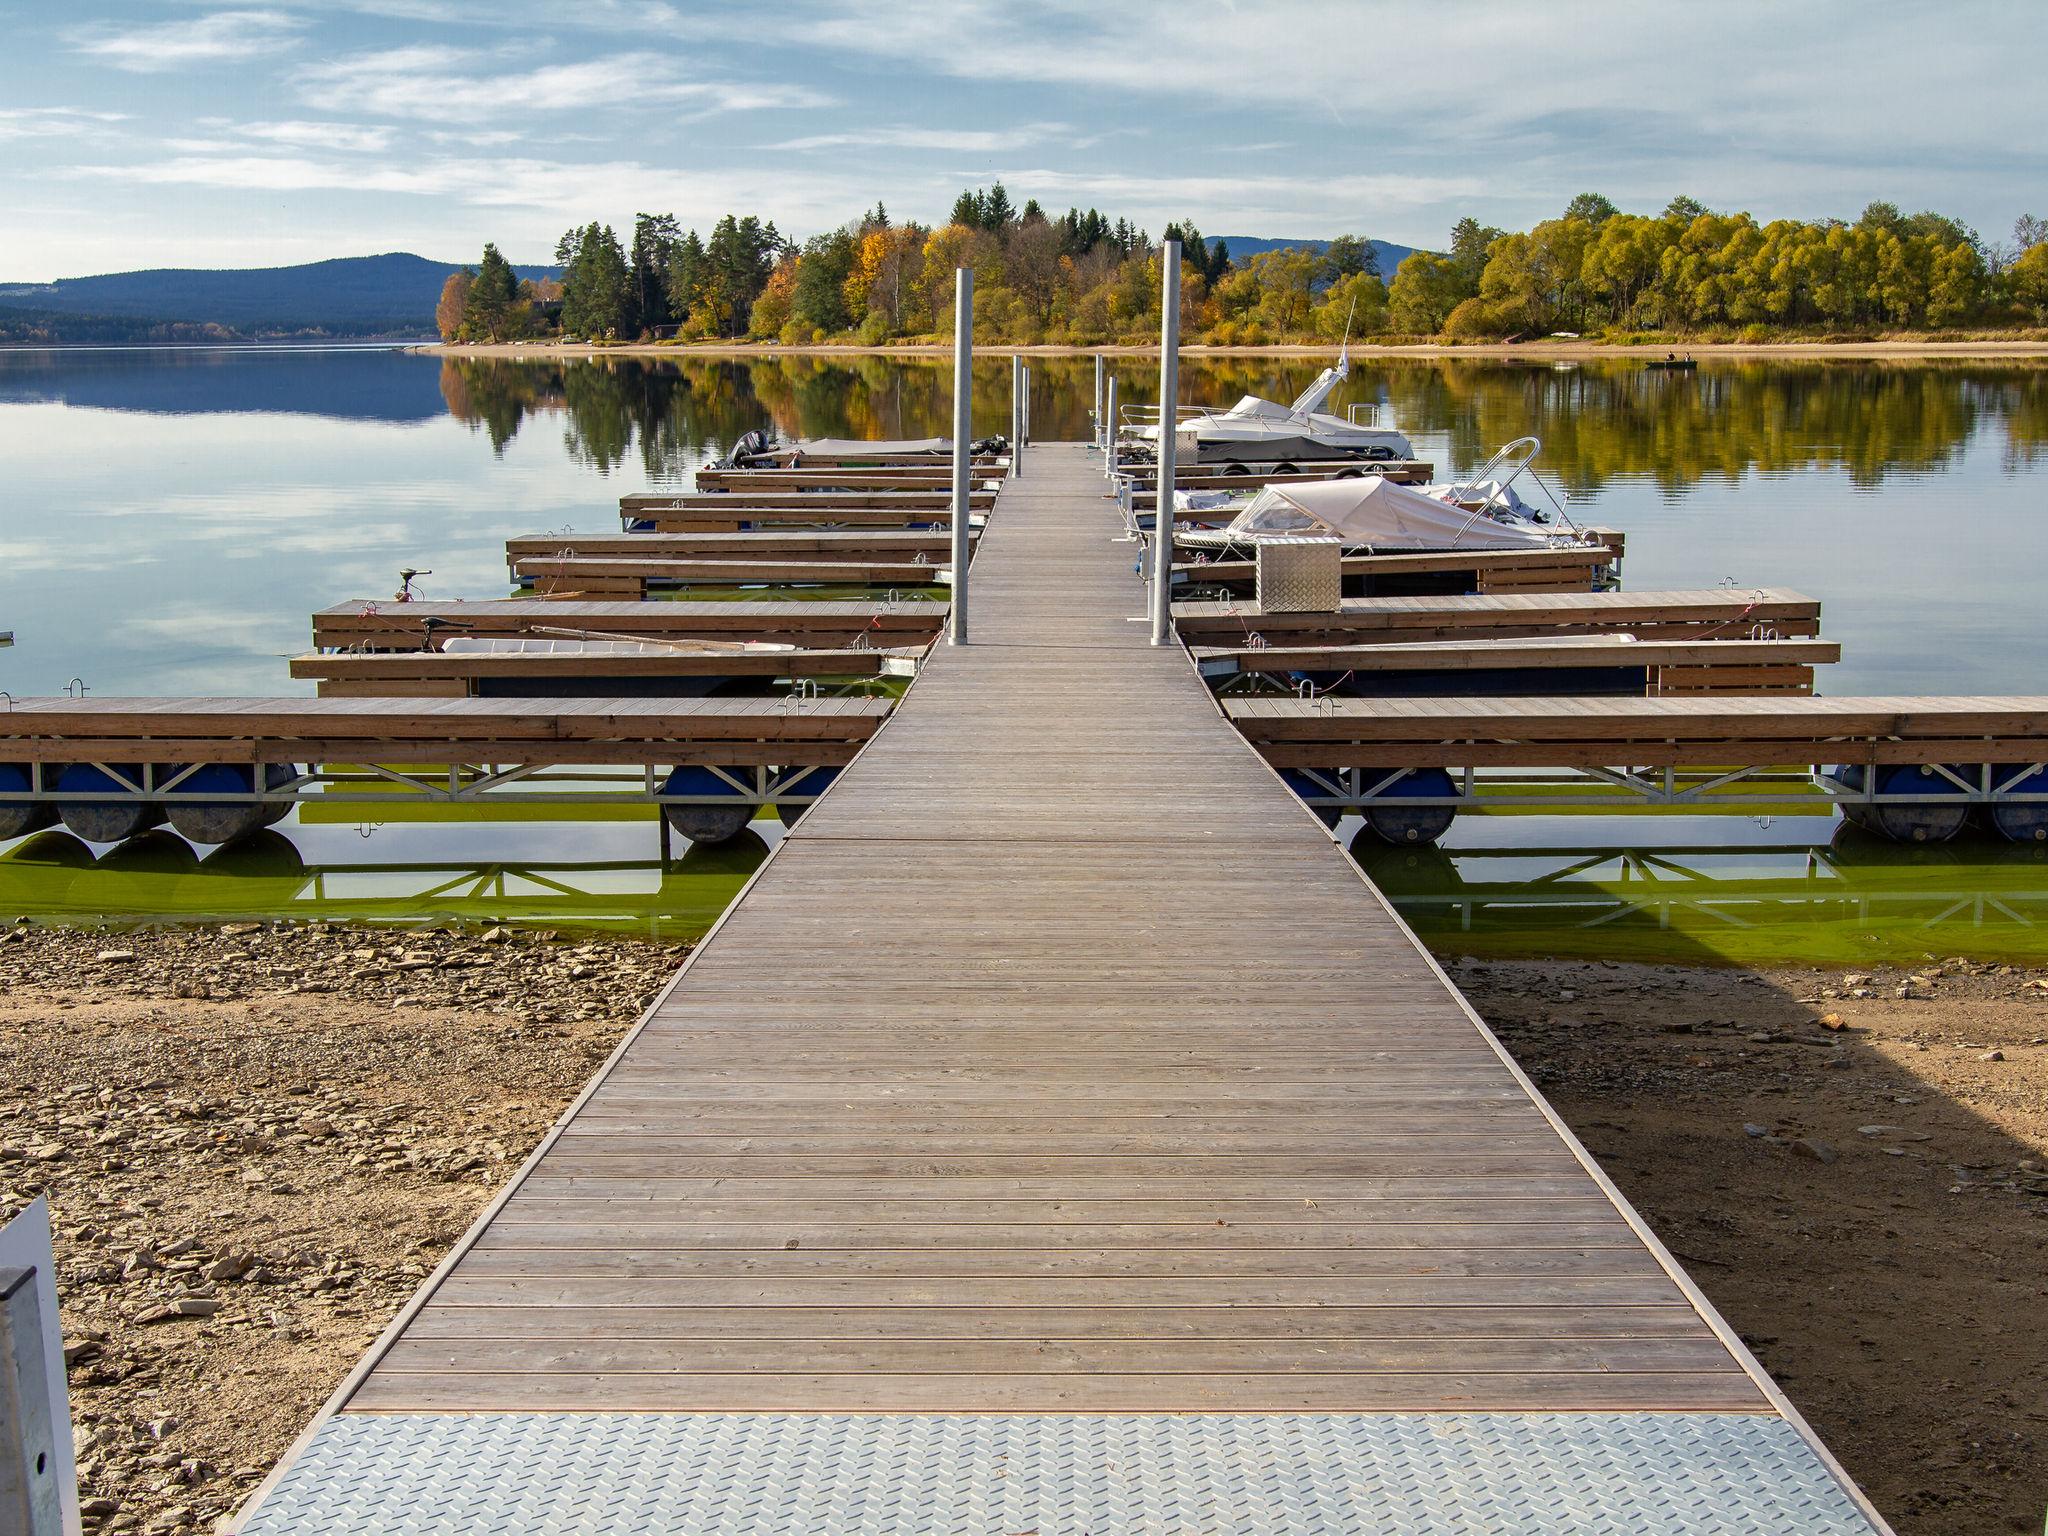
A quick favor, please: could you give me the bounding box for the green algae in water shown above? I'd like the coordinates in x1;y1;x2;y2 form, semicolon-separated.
0;824;769;942
1364;826;2048;969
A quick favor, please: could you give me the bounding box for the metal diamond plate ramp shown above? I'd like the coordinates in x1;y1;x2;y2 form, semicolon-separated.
239;1411;1880;1534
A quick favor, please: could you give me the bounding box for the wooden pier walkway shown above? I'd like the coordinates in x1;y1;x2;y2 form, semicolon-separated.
238;446;1885;1534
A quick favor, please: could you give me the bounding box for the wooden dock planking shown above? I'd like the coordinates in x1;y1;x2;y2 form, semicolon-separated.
331;445;1773;1420
1224;693;2048;769
1206;636;1839;696
0;695;888;766
1177;587;1823;646
288;645;923;698
310;599;946;651
623;490;996;510
506;528;971;573
518;556;948;597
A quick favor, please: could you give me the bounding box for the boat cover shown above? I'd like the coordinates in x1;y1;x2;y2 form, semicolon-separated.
798;437;951;457
1221;475;1572;550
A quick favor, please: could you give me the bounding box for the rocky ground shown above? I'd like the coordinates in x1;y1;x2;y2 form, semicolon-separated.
2;927;2043;1535
0;922;685;1534
1457;955;2048;1536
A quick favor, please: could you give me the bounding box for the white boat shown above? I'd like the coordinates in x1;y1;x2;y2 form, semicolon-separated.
1176;438;1599;555
717;430;1008;469
1129;350;1414;468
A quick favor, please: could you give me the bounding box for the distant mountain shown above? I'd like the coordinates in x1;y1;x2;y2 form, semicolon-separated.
0;253;561;341
1213;237;1422;278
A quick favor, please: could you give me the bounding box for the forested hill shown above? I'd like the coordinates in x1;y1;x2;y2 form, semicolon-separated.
1214;237;1418;273
0;253;561;342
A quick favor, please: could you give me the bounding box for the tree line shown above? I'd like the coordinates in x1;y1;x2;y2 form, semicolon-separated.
436;188;2048;347
437;352;2048;488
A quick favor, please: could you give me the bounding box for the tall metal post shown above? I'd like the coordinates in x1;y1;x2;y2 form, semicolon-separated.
1009;353;1024;479
949;268;973;646
1104;374;1119;477
1021;365;1032;446
1149;238;1181;645
1093;354;1105;446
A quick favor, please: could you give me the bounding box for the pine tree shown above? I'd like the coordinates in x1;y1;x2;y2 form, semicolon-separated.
628;212;681;336
666;230;707;328
949;189;984;229
561;224;630;339
462;243;522;341
983;182;1015;229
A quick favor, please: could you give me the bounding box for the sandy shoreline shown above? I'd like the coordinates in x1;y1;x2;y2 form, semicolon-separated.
426;337;2048;362
3;925;2043;1534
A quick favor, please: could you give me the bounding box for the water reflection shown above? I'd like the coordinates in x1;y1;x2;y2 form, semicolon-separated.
426;353;2048;490
1364;819;2048;968
0;819;771;940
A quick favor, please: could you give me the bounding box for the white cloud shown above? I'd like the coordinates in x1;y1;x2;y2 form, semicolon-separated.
70;9;304;73
0;108;129;140
296;47;829;123
69;150;869;232
240;119;398;153
770;122;1076;154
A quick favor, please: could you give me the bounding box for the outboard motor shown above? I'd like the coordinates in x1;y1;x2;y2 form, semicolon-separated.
970;436;1010;455
708;428;776;470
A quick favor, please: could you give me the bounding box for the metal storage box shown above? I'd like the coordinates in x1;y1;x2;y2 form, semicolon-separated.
1254;535;1343;613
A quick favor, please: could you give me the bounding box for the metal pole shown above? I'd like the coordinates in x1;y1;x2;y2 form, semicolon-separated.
1093;354;1105;446
949;267;972;646
1021;365;1031;446
1008;353;1023;478
1104;374;1118;477
1149;238;1181;645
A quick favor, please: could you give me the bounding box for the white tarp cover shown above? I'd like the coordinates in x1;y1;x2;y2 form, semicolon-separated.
1211;396;1294;421
1223;475;1569;550
798;437;951;456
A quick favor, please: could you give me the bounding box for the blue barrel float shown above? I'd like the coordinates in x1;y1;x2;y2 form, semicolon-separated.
773;766;840;827
1282;767;1461;844
0;763;67;840
50;762;299;847
1985;763;2048;843
659;764;755;845
1356;768;1461;846
164;764;299;845
55;763;168;844
1831;763;1970;843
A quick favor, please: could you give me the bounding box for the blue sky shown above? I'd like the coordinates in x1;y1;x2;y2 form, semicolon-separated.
4;0;2045;280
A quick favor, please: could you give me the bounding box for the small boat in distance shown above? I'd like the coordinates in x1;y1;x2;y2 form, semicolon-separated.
1645;353;1698;371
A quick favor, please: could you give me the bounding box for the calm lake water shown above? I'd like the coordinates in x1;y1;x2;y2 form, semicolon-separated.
2;345;2044;963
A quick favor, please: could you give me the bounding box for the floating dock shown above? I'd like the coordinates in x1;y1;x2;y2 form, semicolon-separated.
310;598;946;650
233;445;1887;1534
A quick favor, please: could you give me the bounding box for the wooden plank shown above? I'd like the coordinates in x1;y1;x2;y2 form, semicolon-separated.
348;1370;1765;1414
311;599;947;651
517;556;947;594
402;1303;1713;1341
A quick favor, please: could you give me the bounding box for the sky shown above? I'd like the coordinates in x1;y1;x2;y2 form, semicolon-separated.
3;0;2045;281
